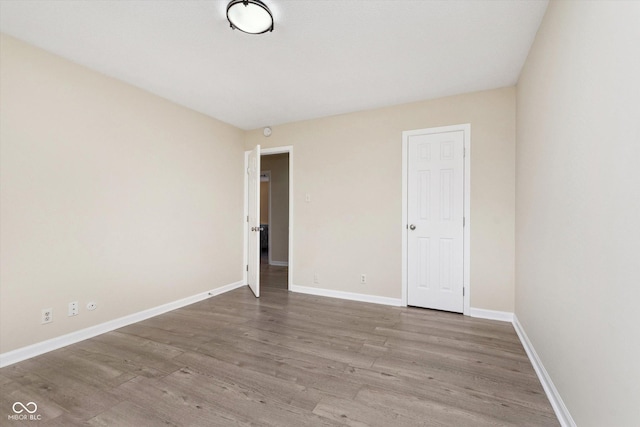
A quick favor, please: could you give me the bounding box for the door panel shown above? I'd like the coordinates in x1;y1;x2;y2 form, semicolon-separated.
247;145;261;297
407;131;464;312
418;237;430;288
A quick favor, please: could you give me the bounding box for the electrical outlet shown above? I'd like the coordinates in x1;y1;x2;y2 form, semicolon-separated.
313;273;320;284
86;302;97;311
41;308;53;324
360;274;367;284
68;301;79;317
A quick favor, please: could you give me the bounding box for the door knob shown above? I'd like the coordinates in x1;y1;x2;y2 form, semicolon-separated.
409;224;416;230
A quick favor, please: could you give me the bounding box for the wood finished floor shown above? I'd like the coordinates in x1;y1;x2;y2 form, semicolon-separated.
0;262;559;426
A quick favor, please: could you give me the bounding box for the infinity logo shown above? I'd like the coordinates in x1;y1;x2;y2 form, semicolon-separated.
12;401;38;414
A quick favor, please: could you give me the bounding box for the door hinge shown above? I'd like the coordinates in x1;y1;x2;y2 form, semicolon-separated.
463;146;466;157
463;287;465;296
463;217;465;227
246;265;249;272
247;215;249;222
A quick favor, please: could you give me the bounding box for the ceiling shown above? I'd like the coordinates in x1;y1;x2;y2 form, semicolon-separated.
0;0;548;130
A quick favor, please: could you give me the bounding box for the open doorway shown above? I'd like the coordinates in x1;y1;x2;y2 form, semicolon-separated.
259;152;289;291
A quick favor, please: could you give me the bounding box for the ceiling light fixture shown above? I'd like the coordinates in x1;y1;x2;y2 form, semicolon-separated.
226;0;274;34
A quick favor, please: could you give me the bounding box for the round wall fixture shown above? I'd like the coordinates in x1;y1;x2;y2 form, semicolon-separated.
263;127;272;137
227;0;274;34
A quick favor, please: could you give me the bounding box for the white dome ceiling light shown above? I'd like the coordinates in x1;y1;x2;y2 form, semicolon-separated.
226;0;274;35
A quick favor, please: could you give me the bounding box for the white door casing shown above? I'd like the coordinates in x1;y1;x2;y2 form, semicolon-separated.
403;126;469;313
247;144;261;297
243;145;294;293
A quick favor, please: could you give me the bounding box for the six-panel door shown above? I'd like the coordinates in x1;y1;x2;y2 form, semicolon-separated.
407;131;464;312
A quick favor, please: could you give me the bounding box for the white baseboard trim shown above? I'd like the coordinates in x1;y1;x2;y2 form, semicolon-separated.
290;284;402;307
468;307;514;322
512;314;575;427
0;280;245;368
269;261;288;267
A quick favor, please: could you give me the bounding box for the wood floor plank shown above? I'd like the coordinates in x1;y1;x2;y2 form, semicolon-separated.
210;323;377;369
370;355;552;414
370;331;536;375
117;322;216;352
244;310;390;346
0;264;559;425
107;375;244;426
87;400;178;427
72;331;184;374
0;374;66;424
165;366;342;427
312;395;419;427
27;349;138;390
3;368;121;421
342;365;558;425
175;350;362;406
354;385;513;427
372;347;541;388
196;331;352;380
191;336;364;400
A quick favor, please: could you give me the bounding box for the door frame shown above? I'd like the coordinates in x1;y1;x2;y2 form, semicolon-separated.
243;145;294;290
401;124;470;314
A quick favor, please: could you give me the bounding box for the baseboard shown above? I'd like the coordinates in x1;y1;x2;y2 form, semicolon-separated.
468;307;514;322
0;280;245;368
269;260;288;267
512;314;576;427
290;284;402;307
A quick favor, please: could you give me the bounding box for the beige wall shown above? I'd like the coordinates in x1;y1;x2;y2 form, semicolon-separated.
260;181;270;224
246;87;516;310
516;1;640;425
0;34;245;353
261;154;289;264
